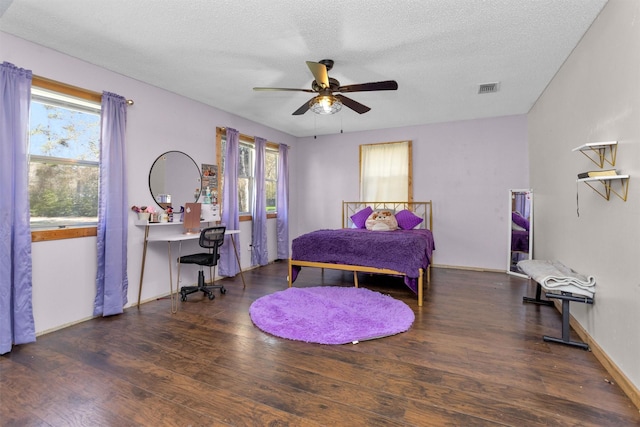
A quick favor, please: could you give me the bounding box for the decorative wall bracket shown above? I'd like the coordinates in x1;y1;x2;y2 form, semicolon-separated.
572;141;617;168
578;175;629;201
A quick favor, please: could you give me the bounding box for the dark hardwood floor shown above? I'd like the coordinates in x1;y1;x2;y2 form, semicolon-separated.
2;262;639;426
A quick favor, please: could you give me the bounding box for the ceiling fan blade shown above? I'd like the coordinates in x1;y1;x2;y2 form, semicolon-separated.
306;61;330;89
253;87;315;93
292;97;314;115
335;94;371;114
338;80;398;93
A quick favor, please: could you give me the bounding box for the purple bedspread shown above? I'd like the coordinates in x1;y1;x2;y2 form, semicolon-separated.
511;229;529;252
291;228;435;294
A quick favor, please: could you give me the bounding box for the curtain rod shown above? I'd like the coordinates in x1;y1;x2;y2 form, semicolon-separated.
33;75;134;105
217;127;283;148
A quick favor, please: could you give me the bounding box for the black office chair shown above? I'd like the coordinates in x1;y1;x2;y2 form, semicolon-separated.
178;226;227;301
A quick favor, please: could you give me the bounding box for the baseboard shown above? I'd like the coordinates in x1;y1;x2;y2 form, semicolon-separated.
36;314;98;337
554;300;640;410
431;264;504;273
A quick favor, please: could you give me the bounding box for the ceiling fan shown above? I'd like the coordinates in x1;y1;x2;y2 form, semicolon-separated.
253;59;398;115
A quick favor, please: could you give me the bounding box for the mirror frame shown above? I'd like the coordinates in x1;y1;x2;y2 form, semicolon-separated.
507;189;533;278
148;151;202;210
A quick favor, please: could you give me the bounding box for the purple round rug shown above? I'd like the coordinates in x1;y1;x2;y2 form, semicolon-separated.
249;286;415;345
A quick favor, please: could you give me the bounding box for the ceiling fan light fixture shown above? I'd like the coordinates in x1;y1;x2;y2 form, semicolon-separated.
310;94;342;115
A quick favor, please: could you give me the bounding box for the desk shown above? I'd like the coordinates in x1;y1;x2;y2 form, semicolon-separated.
136;221;245;313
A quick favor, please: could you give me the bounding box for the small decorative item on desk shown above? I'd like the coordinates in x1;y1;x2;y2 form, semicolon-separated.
201;203;220;222
166;206;174;222
131;205;156;222
203;186;212;204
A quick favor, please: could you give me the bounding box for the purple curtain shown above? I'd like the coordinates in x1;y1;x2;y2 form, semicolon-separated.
251;137;268;266
514;191;531;218
219;127;240;276
276;144;289;259
94;92;129;316
0;62;36;354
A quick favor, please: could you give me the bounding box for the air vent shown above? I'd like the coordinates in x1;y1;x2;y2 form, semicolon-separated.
478;82;499;94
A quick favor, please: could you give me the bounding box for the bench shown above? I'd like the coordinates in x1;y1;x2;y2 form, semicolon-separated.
517;260;595;350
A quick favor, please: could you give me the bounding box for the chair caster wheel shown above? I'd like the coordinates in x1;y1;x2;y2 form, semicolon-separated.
220;287;227;294
208;293;215;300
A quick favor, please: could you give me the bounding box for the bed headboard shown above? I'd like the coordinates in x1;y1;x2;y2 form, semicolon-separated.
342;201;433;231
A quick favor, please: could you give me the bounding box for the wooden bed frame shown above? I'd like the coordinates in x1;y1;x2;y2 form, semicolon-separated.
288;201;433;306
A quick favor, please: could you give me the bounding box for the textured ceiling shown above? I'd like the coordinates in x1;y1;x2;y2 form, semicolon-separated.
0;0;608;137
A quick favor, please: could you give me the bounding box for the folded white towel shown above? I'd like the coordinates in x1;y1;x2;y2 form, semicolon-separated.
517;260;596;298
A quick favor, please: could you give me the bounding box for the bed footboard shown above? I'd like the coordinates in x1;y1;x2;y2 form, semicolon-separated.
288;258;426;307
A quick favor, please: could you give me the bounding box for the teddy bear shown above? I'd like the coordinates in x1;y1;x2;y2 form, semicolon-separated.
365;209;398;231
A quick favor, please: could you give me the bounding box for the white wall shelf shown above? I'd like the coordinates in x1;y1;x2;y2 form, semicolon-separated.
577;175;630;201
572;141;618;168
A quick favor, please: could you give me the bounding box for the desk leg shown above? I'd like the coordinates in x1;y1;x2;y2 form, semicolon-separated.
229;234;246;289
137;225;150;308
168;242;178;314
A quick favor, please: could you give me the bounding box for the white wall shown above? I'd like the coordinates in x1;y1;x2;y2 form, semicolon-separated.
1;32;296;334
290;115;529;270
528;0;639;390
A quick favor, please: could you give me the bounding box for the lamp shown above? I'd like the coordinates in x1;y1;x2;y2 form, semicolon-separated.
310;94;342;115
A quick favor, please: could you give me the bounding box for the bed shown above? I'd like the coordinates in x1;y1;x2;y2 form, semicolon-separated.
288;201;435;306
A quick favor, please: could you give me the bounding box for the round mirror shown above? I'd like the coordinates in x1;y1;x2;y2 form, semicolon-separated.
149;151;201;210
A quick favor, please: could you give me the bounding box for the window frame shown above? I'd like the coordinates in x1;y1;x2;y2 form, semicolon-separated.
216;127;279;221
237;140;255;216
265;147;279;214
30;76;102;242
359;140;413;202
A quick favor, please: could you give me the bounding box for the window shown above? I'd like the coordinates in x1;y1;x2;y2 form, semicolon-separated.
237;141;254;214
265;148;278;213
29;79;101;230
218;128;279;219
360;140;412;202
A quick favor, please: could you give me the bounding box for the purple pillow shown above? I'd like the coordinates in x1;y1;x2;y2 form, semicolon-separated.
350;206;373;229
512;212;529;231
395;209;424;230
